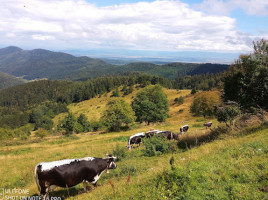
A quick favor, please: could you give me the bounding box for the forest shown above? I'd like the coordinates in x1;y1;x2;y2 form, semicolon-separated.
0;72;223;132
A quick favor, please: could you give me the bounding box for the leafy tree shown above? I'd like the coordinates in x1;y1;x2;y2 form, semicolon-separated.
77;113;90;132
215;106;241;127
102;98;136;131
223;39;268;110
190;91;220;117
58;113;76;134
131;85;169;125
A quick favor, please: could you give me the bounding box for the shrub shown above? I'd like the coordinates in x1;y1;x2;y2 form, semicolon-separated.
174;96;184;105
112;144;127;161
35;128;48;138
178;109;184;113
191;88;197;94
190;91;220;117
143;136;170;156
91;121;104;131
215;106;241;127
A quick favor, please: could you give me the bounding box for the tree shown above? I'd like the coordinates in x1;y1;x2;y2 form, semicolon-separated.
77;113;91;132
131;85;169;125
102;98;136;131
215;106;241;127
191;88;197;94
223;39;268;110
190;91;220;117
58;113;76;134
111;88;120;97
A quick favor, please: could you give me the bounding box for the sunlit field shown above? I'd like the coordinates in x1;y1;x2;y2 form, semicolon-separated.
0;88;267;199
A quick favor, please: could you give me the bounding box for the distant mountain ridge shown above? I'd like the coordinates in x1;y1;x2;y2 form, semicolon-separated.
0;46;229;80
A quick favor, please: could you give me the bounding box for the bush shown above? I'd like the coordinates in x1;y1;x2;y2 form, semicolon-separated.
74;122;84;133
143;136;170;156
191;88;197;94
112;144;127;161
91;121;103;131
178;109;184;113
174;96;184;105
190;91;220;117
216;106;241;127
35;128;48;138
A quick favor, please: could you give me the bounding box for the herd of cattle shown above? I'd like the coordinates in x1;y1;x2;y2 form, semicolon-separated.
35;122;212;199
127;125;189;149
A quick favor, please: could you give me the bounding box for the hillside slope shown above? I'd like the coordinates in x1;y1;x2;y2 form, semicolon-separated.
0;71;26;89
0;86;267;199
0;46;229;80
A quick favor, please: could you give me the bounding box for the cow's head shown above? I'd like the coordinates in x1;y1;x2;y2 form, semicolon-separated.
106;154;117;170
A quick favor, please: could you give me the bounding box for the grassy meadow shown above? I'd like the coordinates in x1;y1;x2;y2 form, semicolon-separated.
0;88;267;199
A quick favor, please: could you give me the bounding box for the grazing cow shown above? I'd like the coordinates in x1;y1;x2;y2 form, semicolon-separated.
204;122;212;128
157;131;179;140
180;125;189;134
35;155;117;199
127;132;145;149
145;130;161;138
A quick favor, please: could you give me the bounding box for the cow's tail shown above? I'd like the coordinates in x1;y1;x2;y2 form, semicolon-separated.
34;164;41;193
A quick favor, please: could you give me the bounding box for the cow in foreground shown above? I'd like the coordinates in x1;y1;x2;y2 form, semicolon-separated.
204;122;212;129
127;132;145;149
35;155;117;199
180;125;189;134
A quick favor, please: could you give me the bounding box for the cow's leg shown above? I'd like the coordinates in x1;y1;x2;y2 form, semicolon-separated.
45;187;50;200
93;182;97;188
40;184;47;200
83;180;88;192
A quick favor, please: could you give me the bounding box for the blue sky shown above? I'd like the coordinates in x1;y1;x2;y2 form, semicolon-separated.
0;0;267;63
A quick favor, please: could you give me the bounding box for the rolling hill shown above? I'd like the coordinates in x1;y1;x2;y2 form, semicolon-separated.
0;46;229;80
0;71;26;89
0;86;267;200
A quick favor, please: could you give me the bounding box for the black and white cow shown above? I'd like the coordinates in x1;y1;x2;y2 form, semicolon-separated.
35;155;117;199
127;132;145;149
157;131;179;140
204;122;212;128
180;125;189;134
145;130;161;138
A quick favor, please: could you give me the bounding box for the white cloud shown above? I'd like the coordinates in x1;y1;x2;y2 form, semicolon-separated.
32;34;55;40
0;0;264;52
194;0;268;16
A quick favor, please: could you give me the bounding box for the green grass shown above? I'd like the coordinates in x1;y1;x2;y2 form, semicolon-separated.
0;88;267;199
0;126;266;199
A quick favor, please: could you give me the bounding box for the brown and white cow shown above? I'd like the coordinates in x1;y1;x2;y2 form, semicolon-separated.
35;155;117;199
